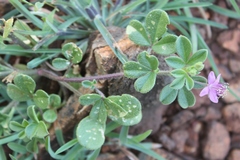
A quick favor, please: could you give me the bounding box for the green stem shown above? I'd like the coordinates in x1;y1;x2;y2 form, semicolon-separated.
157;70;171;76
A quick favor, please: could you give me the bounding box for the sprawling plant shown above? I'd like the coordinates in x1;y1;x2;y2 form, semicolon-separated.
0;0;239;159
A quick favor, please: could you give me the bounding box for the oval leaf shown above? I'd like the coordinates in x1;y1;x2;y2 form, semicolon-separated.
192;76;207;89
176;35;192;62
152;34;177;55
134;72;157;93
33;90;49;109
52;58;70;70
107;94;142;126
7;84;31;101
76;116;105;150
27;105;39;123
138;51;159;70
159;84;178;105
185;75;194;90
62;42;83;64
89;100;107;124
43;109;57;123
79;94;102;106
187;49;208;65
126;20;150;46
165;56;186;69
170;77;185;90
177;87;196;109
145;9;170;44
123;61;149;79
14;74;36;95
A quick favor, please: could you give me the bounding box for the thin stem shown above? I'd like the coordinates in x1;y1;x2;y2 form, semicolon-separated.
157;70;171;76
37;69;124;82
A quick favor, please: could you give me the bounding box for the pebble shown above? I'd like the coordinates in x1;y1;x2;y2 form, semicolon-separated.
223;103;240;133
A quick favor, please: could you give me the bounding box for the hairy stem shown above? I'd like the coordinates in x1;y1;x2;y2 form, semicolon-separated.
37;69;124;82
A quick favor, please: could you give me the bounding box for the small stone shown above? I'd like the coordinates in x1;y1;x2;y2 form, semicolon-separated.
139;148;182;160
222;103;240;133
204;107;221;121
217;30;240;54
203;121;230;160
159;133;176;151
229;59;240;73
228;149;240;160
223;79;240;103
218;65;233;81
170;110;194;129
171;129;189;153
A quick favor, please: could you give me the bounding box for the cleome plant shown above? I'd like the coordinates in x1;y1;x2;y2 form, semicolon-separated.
0;0;237;160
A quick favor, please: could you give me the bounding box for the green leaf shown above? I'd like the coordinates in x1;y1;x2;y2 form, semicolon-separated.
171;69;187;77
134;72;157;93
26;138;38;153
49;94;61;108
106;94;142;126
76;116;105;150
178;87;195;109
7;84;31;101
9;121;24;132
52;58;70;70
43;109;57;123
62;42;83;64
170;77;185;90
187;49;208;65
3;18;14;39
126;20;150;46
104;98;128;119
192;76;207;89
55;139;78;155
131;130;152;143
145;9;170;44
176;35;192;62
6;74;36;101
123;61;150;79
159;85;178;105
7;142;27;154
33;90;49;109
25;121;49;139
27;105;39;123
185;76;194;90
81;80;97;89
138;51;159;70
89;100;107;124
79;94;102;106
152;34;177;55
165;56;186;69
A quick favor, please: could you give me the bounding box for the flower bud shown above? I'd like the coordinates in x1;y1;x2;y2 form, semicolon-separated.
194;62;204;71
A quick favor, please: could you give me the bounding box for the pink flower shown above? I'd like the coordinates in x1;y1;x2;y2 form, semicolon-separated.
199;71;228;103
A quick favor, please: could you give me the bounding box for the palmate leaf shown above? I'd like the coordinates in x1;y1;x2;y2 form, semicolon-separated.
177;87;196;109
152;34;177;55
76;116;105;150
123;51;159;93
126;20;151;46
106;94;142;126
145;9;170;44
7;74;36;101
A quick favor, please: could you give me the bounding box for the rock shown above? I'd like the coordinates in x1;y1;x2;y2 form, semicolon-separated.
138;148;182;160
170;110;194;129
222;103;240;133
203;121;230;160
191;89;211;109
129;104;167;135
223;79;240;103
159;133;176;151
171;129;189;153
227;149;240;160
229;59;240;73
204;106;221;121
218;65;233;81
217;29;240;54
184;121;202;156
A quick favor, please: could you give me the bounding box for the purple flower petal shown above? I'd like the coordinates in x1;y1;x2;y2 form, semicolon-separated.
208;89;218;103
199;87;209;97
208;71;216;84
